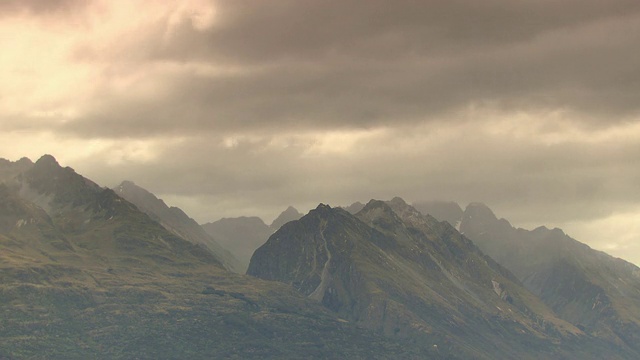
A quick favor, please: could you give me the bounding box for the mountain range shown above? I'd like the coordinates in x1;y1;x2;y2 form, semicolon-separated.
2;155;640;359
248;198;636;359
0;156;436;359
458;203;640;355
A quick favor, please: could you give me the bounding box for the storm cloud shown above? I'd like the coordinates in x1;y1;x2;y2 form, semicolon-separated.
2;0;640;264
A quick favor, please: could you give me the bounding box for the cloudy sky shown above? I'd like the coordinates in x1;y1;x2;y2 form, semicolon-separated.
2;0;640;264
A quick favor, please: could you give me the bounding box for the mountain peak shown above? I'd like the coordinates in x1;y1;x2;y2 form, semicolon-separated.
35;154;60;167
315;203;330;210
387;196;409;207
357;199;406;232
270;205;303;230
16;157;34;166
360;199;392;212
464;202;498;222
309;203;335;217
342;201;365;214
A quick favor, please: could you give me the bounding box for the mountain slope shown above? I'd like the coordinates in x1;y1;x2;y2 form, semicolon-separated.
113;180;242;272
459;203;640;356
0;156;444;359
247;199;626;359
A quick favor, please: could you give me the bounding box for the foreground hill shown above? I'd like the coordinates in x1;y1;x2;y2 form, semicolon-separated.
248;199;634;359
113;180;242;272
0;156;440;359
459;203;640;356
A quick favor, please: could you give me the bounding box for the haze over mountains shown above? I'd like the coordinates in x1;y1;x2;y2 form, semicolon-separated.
411;201;640;355
459;203;640;354
201;206;303;272
113;180;242;272
2;155;640;359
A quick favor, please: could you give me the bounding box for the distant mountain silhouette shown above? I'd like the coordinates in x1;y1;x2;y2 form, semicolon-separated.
201;216;272;273
270;206;302;231
341;201;365;214
459;203;640;355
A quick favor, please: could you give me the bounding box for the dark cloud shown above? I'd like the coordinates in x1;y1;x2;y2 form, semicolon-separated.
166;0;640;63
0;0;84;17
44;0;640;139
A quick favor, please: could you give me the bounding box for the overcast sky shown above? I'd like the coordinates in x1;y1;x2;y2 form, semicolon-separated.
2;0;640;264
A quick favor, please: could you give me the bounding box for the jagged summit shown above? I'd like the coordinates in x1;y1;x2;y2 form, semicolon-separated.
357;199;404;229
0;157;35;185
531;225;565;237
383;197;445;232
293;203;352;225
314;203;331;211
